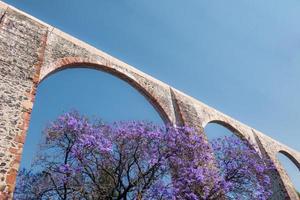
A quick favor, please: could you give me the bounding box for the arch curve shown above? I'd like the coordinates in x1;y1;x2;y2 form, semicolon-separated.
278;150;300;171
204;120;245;140
39;57;173;125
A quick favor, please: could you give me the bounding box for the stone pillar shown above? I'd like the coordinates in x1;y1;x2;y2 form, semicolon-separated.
0;4;48;198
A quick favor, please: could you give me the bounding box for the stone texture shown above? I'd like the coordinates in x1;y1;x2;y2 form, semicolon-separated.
0;3;48;198
0;1;299;199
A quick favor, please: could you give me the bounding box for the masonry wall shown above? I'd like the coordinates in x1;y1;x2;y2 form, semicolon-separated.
0;3;48;198
0;1;299;199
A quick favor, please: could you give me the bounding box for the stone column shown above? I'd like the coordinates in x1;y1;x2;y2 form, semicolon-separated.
0;4;48;198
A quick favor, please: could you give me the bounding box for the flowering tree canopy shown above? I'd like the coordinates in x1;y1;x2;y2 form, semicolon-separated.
14;112;273;200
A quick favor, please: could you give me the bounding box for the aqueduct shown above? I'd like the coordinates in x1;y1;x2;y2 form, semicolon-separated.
0;1;299;199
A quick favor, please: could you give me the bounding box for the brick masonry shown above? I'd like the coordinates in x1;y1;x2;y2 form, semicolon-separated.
0;1;299;199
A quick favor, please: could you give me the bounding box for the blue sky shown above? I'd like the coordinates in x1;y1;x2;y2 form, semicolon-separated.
4;0;300;190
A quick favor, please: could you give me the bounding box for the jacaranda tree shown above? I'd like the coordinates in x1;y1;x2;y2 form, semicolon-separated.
14;112;273;200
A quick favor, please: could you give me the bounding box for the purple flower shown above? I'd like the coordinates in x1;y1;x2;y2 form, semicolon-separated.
14;111;273;200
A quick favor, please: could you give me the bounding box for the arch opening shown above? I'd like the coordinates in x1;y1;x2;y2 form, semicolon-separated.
20;66;165;170
39;59;172;125
204;120;244;141
13;65;169;199
204;122;273;199
277;151;300;194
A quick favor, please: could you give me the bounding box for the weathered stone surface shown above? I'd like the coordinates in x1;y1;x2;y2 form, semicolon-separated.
0;1;299;199
0;3;48;198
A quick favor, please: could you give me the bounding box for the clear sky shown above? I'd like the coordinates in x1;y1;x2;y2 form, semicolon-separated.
4;0;300;190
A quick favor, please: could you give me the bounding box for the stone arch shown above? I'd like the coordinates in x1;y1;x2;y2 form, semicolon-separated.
204;120;245;140
203;120;262;155
278;150;300;172
276;150;300;198
39;56;173;125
